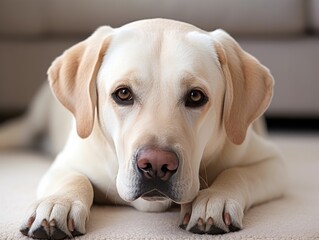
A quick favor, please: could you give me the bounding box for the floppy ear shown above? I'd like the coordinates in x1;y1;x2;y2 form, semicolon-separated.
48;26;113;138
211;29;274;145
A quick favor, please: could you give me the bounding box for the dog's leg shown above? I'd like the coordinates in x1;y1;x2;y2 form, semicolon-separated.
180;140;285;234
180;158;284;234
20;166;94;239
0;83;51;150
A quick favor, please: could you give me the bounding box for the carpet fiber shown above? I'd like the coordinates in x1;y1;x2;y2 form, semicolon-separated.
0;134;318;239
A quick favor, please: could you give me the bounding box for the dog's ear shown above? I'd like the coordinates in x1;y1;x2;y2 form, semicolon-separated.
211;29;274;145
48;26;113;138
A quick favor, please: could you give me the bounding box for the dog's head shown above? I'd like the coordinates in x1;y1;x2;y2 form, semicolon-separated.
48;19;274;204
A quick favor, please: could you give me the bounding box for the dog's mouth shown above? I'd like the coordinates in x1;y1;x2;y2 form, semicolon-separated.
141;190;169;201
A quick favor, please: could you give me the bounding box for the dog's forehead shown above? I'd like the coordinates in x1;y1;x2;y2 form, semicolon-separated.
99;19;219;90
110;18;212;56
120;18;204;34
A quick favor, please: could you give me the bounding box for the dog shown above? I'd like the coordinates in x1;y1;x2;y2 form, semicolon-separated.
0;19;284;239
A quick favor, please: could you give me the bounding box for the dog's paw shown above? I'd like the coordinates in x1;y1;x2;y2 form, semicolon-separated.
179;189;244;235
20;196;89;239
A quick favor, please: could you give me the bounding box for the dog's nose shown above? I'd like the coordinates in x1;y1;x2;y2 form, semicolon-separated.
136;148;179;181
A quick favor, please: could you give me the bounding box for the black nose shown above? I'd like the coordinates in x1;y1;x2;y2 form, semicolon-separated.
136;147;179;181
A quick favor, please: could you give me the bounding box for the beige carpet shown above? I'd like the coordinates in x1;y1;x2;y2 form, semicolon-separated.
0;133;318;239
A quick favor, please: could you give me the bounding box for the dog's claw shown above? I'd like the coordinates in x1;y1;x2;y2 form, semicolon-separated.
188;217;227;235
229;224;241;232
189;224;205;234
204;217;225;234
180;211;243;235
206;225;226;235
66;217;84;237
20;227;29;236
32;226;50;239
197;218;205;232
71;229;84;237
20;216;36;237
224;212;231;226
51;227;68;240
223;212;240;232
30;219;51;239
179;212;191;230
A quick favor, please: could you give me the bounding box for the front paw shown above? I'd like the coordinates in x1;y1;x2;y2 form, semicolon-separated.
20;196;89;239
179;190;244;235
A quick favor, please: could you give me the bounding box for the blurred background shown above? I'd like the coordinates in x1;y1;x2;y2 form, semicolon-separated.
0;0;318;132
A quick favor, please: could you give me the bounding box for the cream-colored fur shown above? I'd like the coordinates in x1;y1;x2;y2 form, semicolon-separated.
0;19;284;238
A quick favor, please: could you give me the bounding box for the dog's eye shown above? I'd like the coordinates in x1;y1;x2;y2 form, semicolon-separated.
185;89;208;108
112;87;134;105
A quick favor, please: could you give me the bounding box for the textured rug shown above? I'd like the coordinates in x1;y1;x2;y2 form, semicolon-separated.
0;134;318;239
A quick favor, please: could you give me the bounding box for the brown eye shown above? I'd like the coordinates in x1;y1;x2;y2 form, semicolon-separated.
185;89;208;108
112;87;134;105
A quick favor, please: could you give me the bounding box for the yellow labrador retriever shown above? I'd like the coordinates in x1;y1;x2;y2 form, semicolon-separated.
0;19;284;238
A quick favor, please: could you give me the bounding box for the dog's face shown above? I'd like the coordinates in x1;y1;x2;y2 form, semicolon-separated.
96;22;225;203
48;19;273;204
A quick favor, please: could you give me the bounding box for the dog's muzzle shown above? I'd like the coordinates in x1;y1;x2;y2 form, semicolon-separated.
134;147;179;201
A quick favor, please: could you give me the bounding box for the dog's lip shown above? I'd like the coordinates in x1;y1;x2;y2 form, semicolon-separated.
141;189;169;201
